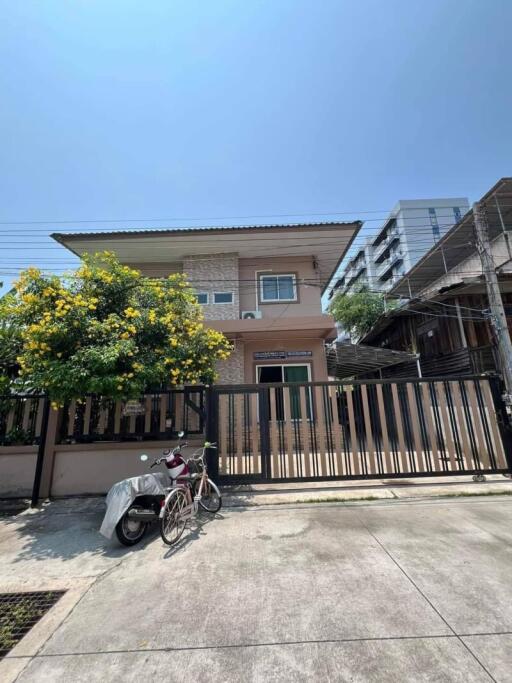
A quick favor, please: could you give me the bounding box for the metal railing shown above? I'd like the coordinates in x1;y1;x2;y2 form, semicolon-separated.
57;387;205;444
0;394;47;446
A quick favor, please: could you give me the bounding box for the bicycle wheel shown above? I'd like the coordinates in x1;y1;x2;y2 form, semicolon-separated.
160;488;188;546
195;477;222;513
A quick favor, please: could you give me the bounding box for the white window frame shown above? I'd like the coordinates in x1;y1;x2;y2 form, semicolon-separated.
259;274;297;303
196;292;209;305
213;291;234;304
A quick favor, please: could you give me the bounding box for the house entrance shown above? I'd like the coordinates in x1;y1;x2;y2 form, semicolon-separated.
257;364;311;420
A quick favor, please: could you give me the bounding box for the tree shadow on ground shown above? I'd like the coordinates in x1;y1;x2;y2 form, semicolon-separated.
0;497;149;564
0;496;228;566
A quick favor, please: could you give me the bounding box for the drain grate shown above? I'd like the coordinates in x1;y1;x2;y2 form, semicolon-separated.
0;591;65;658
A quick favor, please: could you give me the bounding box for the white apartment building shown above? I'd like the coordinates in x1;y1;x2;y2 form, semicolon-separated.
329;197;470;299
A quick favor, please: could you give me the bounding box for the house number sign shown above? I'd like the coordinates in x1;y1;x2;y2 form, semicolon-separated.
253;351;312;360
122;400;146;416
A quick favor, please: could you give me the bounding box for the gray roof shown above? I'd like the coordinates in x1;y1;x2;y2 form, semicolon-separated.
51;220;361;243
326;340;417;379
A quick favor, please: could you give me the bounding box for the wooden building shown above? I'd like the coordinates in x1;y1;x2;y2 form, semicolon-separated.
361;178;512;378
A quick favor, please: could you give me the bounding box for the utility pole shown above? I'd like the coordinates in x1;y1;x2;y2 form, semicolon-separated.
473;201;512;403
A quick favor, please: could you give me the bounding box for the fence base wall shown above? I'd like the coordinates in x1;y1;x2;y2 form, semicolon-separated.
0;447;38;498
50;439;204;497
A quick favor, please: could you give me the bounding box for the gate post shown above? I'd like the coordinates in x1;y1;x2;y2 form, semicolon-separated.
488;375;512;472
258;387;272;480
31;396;50;507
204;385;220;483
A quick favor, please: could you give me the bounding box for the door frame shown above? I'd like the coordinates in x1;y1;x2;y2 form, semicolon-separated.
255;363;312;383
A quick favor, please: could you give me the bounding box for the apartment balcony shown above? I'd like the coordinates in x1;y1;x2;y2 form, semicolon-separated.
380;275;400;291
373;231;400;264
346;248;365;272
345;277;368;294
372;218;398;248
345;265;367;289
377;252;403;281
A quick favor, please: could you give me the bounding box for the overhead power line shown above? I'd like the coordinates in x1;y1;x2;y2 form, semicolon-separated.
0;205;483;226
0;213;500;237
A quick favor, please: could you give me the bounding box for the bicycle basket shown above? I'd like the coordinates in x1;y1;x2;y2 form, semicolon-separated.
187;458;204;474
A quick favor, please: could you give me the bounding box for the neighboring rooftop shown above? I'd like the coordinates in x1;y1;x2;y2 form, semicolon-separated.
388;177;512;298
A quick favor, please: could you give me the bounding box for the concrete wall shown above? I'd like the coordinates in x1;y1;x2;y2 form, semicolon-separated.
50;440;204;497
183;253;239;320
0;447;38;498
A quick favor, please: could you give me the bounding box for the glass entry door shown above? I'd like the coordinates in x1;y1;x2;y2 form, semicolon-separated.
256;364;311;419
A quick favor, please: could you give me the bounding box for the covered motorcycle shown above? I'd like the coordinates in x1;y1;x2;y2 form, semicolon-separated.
100;434;189;546
100;472;167;544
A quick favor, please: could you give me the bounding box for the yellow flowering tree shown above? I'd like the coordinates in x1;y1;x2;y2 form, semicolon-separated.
2;253;231;404
0;291;21;395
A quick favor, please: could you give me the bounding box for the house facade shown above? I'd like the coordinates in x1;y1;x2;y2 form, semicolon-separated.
53;221;361;385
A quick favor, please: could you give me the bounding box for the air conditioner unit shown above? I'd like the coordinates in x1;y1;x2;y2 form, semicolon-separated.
241;310;262;320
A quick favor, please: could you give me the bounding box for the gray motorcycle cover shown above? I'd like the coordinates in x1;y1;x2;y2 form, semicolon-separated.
100;472;168;539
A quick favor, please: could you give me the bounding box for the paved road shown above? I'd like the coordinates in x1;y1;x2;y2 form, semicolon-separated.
1;496;512;681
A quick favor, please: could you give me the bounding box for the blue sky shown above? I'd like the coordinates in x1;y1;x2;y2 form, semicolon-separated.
1;0;511;296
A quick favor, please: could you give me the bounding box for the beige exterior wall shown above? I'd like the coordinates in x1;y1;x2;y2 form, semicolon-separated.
0;447;37;497
183;253;239;320
50;440;204;497
238;256;322;318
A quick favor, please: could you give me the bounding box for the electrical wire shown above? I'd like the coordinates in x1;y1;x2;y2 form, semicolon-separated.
0;206;481;226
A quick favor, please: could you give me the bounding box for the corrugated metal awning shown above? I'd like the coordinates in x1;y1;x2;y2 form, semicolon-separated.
326;340;417;379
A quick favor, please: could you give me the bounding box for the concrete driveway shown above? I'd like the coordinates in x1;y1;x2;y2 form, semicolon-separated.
1;496;512;682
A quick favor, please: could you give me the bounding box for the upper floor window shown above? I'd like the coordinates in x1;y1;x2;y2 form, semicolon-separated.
429;208;440;240
260;274;297;303
196;292;208;305
213;292;233;304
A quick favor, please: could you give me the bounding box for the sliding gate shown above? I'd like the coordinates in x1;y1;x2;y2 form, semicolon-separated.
211;376;511;484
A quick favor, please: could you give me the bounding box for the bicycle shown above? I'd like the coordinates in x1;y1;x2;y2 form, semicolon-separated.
159;442;222;546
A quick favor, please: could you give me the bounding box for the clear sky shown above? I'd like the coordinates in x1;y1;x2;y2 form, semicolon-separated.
1;0;511;296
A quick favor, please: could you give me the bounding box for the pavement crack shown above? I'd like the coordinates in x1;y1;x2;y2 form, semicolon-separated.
9;633;465;660
354;510;498;683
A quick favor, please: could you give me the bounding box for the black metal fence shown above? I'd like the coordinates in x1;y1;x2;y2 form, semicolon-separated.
207;376;512;483
57;387;205;443
0;395;46;446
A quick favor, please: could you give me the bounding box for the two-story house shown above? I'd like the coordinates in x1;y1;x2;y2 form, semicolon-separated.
52;221;361;385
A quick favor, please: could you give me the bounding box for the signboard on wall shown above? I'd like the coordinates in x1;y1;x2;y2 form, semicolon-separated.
122;400;146;416
253;351;313;360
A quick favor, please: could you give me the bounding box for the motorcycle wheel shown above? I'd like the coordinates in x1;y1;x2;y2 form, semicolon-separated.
115;511;148;546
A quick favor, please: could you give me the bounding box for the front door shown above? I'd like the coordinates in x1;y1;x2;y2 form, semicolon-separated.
256;364;311;419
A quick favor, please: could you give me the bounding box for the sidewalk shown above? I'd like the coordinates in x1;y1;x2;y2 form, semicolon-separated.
222;473;512;507
3;494;512;681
